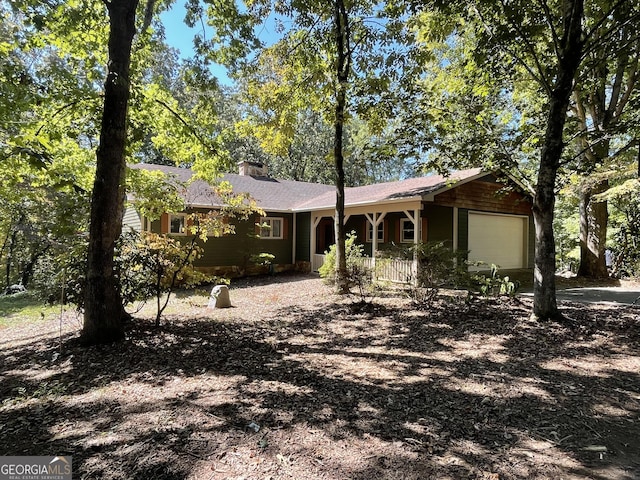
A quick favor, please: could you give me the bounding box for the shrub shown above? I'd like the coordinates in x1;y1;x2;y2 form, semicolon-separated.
318;231;368;285
470;264;520;297
31;239;87;307
379;241;470;305
318;232;378;302
33;230;219;326
116;231;216;325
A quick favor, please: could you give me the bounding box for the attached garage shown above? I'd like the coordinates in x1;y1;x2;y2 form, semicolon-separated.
467;212;528;269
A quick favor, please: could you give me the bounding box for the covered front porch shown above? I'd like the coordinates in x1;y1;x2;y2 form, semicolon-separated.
309;199;425;283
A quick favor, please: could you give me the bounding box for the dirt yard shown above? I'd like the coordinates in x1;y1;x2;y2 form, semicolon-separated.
1;274;639;479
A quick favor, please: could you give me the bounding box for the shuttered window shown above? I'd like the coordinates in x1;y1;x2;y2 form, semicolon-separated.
259;217;284;239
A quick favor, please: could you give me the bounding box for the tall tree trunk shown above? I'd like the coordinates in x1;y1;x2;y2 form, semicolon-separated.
0;228;11;285
5;228;18;288
577;178;609;278
82;0;139;345
333;0;350;294
20;244;50;288
571;3;637;278
532;0;584;321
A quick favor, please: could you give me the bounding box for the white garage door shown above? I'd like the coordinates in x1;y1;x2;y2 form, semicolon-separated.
468;213;527;269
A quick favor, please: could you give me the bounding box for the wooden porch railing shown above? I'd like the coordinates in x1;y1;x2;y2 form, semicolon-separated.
313;254;416;284
312;254;326;272
366;257;415;284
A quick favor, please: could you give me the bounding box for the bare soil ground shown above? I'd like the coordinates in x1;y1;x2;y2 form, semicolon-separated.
1;274;639;480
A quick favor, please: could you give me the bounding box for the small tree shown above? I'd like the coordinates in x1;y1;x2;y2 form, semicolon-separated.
116;228;213;327
318;231;379;303
121;167;263;325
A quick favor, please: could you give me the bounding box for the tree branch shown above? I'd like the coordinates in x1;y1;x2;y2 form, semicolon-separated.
35;97;100;136
576;32;640;83
582;0;632;47
141;0;156;34
536;0;560;57
614;52;639;119
470;0;551;95
282;15;321;58
152;97;219;157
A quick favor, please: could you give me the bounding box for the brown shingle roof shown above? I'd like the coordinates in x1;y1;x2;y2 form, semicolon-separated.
293;167;484;210
129;164;484;212
129;163;335;211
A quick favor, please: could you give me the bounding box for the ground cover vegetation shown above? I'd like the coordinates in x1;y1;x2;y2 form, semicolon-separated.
1;275;639;479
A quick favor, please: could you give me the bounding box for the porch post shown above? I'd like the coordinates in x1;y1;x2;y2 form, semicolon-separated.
310;214;316;270
365;213;377;270
452;207;459;251
311;214;322;271
371;213;378;271
413;208;420;286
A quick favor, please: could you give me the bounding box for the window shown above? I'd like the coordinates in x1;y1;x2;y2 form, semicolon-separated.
260;217;283;239
169;214;187;235
400;218;415;243
366;221;384;243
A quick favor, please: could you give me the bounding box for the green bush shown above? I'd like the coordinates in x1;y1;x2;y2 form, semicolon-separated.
379;241;470;305
318;231;367;284
116;231;217;324
318;231;379;302
32;230;218;326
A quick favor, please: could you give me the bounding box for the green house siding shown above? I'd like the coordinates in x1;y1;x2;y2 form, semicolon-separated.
424;204;453;245
386;213;401;245
344;214;399;256
189;212;294;268
193;218;254;268
150;219;161;234
255;212;294;264
295;212;311;262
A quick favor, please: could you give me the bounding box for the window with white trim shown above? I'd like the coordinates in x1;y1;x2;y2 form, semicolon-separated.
366;221;384;243
169;214;187;235
260;217;283;239
400;218;415;243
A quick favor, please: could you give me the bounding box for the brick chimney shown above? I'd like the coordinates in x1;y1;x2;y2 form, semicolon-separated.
238;161;268;177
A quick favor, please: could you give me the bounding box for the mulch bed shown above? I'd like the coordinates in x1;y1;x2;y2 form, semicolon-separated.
1;273;639;479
